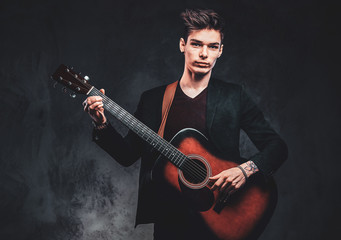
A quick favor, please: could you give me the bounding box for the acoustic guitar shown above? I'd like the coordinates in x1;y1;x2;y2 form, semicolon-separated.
51;64;277;240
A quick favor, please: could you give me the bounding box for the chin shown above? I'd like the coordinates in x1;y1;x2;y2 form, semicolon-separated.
193;68;211;76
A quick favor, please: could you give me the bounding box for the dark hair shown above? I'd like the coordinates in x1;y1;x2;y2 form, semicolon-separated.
180;9;225;42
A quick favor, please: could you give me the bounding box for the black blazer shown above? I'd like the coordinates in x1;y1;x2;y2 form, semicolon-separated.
92;78;288;225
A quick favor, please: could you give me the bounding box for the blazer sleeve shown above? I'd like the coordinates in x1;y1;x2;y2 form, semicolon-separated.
91;94;146;167
240;86;288;176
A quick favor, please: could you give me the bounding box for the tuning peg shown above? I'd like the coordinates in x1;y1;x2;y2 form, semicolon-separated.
53;82;58;88
70;92;76;98
66;66;73;71
84;75;90;81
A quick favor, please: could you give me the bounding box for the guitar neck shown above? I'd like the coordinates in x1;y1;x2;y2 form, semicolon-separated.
88;87;186;169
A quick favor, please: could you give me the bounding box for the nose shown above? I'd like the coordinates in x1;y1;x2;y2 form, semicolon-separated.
199;45;208;59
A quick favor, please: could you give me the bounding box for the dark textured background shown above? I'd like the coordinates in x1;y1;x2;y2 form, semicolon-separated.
0;0;339;239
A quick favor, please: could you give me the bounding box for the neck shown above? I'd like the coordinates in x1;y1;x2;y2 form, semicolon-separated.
180;68;212;90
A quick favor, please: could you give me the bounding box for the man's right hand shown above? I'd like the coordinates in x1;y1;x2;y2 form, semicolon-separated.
83;88;107;124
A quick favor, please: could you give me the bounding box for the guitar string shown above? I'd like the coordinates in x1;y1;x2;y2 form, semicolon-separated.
101;95;207;182
90;88;208;182
103;97;207;183
90;88;209;182
92;88;180;162
90;89;208;182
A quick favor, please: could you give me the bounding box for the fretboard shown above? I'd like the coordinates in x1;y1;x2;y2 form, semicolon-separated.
89;87;187;169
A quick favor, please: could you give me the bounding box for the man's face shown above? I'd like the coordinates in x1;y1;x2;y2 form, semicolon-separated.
180;29;223;76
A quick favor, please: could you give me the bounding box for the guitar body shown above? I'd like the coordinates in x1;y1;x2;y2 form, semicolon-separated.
152;128;277;240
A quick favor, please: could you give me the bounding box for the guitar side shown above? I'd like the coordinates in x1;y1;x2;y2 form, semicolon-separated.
152;128;277;240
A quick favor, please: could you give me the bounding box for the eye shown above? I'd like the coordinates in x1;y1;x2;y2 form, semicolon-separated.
191;43;201;47
209;45;219;49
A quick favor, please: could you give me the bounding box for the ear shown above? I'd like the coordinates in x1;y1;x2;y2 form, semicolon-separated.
218;44;224;58
179;38;186;53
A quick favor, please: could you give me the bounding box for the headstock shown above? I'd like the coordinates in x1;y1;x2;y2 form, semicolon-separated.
51;64;93;96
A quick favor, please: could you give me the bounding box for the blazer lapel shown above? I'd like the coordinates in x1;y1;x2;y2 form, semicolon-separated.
206;78;221;133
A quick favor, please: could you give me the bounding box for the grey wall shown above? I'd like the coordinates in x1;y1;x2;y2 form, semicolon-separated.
0;0;339;239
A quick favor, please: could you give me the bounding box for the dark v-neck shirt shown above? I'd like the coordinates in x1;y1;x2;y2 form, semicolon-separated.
156;82;212;238
164;82;208;141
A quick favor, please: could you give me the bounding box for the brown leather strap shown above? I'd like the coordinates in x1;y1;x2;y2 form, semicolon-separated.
157;80;178;138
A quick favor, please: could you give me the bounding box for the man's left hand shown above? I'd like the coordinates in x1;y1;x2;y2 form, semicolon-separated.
209;161;259;196
209;167;247;196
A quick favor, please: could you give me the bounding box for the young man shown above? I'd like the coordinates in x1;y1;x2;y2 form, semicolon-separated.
83;9;287;240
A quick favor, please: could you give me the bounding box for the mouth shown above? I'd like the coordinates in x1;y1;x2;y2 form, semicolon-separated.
194;61;210;67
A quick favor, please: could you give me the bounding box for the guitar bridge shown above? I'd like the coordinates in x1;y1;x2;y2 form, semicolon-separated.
213;193;230;213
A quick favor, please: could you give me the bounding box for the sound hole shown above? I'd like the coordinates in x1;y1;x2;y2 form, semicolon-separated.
182;158;208;184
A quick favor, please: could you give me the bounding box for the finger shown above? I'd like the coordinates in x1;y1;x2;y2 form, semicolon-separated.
220;181;231;192
82;99;89;112
211;177;225;191
225;179;243;195
209;173;221;180
87;99;103;110
83;102;88;111
227;175;241;184
92;102;104;110
235;180;245;189
83;100;91;112
95;105;104;111
87;96;103;105
234;175;244;185
100;88;105;95
89;102;103;110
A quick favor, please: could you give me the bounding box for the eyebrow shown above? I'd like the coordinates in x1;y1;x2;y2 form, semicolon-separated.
190;39;220;45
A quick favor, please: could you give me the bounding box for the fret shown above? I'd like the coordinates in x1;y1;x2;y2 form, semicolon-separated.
174;154;181;165
139;126;145;136
146;136;153;144
162;147;169;156
164;147;174;158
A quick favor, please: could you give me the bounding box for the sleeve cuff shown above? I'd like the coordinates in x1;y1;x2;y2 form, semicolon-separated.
249;153;275;176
